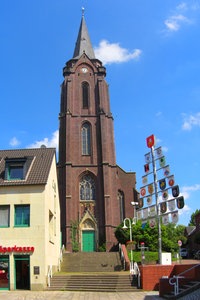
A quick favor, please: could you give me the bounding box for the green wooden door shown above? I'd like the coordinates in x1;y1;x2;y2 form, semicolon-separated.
82;231;95;252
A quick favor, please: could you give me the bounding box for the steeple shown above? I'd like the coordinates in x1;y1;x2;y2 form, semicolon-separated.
73;9;95;59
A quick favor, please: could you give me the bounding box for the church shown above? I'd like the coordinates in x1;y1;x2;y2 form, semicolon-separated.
57;12;138;252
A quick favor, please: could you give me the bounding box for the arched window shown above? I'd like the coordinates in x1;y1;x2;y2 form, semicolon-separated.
82;82;89;109
118;191;125;222
82;122;91;155
80;175;95;200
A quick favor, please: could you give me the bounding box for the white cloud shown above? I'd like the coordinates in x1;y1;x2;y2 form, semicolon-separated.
164;14;190;32
94;40;142;65
182;112;200;130
163;2;199;33
178;184;200;217
178;203;191;216
10;137;21;147
28;130;58;150
177;2;188;11
182;184;200;194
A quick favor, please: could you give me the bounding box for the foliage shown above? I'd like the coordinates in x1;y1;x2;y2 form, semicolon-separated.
130;251;158;263
115;220;186;253
188;209;200;226
70;220;79;252
194;231;200;244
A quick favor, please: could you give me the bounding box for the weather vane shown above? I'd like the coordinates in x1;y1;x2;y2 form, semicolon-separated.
82;7;85;16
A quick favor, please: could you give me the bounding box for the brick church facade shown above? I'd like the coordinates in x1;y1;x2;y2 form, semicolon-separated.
58;14;138;252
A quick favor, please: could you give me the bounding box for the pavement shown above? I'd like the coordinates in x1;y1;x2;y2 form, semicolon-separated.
0;290;164;300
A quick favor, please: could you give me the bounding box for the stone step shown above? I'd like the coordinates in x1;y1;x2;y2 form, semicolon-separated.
61;252;122;272
48;273;138;292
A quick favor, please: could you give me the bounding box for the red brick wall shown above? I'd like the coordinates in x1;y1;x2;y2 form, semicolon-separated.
139;264;200;295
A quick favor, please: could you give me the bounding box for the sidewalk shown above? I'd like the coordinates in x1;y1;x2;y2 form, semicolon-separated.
0;290;164;300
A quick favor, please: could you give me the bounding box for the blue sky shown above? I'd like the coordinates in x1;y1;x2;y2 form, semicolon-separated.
1;0;200;226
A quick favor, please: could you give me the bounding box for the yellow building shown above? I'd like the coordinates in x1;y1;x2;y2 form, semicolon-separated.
0;147;61;290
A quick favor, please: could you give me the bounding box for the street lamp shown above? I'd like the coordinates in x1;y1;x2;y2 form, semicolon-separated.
123;218;134;274
131;201;138;225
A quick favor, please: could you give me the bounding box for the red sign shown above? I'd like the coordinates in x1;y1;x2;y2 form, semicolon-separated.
146;134;155;148
0;245;34;253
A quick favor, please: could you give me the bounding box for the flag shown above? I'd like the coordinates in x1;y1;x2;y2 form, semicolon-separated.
149;205;156;217
145;152;151;163
156;146;162;158
176;196;185;209
143;208;149;219
138;198;144;208
171;211;179;224
140;187;146;197
144;163;150;173
146;196;152;206
163;166;170;177
159;178;166;190
162;190;169;201
159;156;166;167
149;218;156;228
146;134;155;148
162;214;169;225
168;175;175;187
168;199;176;212
160;202;167;214
148;183;154;194
142;175;148;185
137;210;142;220
172;185;179;198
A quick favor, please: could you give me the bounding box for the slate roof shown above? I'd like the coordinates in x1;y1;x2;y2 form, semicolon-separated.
0;148;56;186
73;15;95;59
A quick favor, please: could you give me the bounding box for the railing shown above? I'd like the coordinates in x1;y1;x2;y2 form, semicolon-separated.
58;244;65;271
119;243;141;288
119;243;127;270
133;261;141;288
47;245;65;287
47;265;52;287
169;263;200;296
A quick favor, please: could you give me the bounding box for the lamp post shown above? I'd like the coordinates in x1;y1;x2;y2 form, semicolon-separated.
123;218;134;274
131;201;139;225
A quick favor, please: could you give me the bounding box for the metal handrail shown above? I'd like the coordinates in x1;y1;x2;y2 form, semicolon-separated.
119;243;141;288
133;261;141;288
169;263;200;296
47;265;52;287
58;244;65;271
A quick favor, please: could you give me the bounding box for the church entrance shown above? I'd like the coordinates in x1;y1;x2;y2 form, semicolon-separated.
82;230;95;252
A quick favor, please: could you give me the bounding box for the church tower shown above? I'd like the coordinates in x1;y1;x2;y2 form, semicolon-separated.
58;12;137;251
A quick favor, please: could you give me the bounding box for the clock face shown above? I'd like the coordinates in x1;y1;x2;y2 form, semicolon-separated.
81;67;88;73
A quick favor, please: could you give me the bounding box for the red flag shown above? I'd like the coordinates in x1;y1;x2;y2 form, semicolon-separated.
146;134;155;148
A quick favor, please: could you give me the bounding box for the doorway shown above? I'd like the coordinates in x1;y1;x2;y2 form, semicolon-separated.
82;230;95;252
14;256;30;290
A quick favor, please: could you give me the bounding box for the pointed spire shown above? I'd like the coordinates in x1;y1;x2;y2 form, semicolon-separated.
73;9;95;59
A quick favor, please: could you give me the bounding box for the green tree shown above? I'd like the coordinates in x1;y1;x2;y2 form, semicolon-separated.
115;220;186;253
188;209;200;226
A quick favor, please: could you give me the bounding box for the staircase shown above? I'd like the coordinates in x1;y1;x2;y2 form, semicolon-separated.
48;252;139;292
61;252;122;272
48;273;137;292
